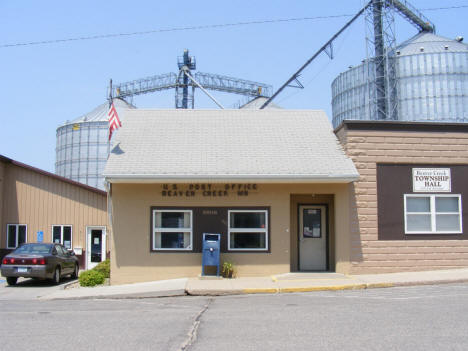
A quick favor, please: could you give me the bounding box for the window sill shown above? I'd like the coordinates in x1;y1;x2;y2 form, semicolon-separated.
227;249;270;253
151;249;194;253
405;232;462;235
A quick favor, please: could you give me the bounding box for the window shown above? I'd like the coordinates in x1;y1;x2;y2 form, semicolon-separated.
404;194;462;234
228;210;268;251
7;224;27;249
55;245;67;256
52;225;72;249
153;210;192;250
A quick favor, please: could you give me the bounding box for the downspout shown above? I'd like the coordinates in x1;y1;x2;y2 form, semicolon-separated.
105;181;113;265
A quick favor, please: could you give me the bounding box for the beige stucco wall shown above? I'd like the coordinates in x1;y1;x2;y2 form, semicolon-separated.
1;162;108;260
336;126;468;274
110;182;351;284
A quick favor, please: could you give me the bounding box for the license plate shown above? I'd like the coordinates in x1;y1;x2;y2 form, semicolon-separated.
17;267;28;273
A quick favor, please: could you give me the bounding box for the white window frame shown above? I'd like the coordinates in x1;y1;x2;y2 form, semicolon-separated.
404;194;463;234
228;210;269;251
52;225;73;249
6;224;28;249
152;209;193;251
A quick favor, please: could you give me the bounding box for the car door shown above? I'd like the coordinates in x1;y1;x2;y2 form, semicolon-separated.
61;245;75;273
54;245;69;274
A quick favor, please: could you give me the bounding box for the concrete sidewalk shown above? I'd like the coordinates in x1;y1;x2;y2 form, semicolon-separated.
38;268;468;300
40;278;188;300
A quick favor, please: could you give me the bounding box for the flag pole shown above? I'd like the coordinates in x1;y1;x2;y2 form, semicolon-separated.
106;79;113;244
107;79;113;157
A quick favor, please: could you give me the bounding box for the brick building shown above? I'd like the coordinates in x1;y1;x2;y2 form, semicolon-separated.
336;121;468;273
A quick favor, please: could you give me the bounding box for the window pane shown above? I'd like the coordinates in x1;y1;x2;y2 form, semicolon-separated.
436;214;460;232
155;232;190;249
53;226;61;244
63;226;72;249
230;232;266;249
303;209;321;238
156;212;190;229
56;245;65;255
8;226;17;248
18;226;27;245
406;197;430;212
230;212;266;229
407;214;431;231
436;197;459;212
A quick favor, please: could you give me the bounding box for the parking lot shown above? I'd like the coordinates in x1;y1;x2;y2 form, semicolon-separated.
0;275;77;300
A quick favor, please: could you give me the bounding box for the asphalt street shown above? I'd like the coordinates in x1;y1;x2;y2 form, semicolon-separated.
1;283;467;351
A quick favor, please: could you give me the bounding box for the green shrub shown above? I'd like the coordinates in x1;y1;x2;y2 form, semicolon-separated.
79;269;105;287
93;259;110;278
222;261;234;278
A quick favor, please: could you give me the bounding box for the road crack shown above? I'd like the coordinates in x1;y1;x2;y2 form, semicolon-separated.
179;298;213;351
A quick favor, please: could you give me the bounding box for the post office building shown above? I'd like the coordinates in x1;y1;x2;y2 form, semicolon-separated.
104;109;360;284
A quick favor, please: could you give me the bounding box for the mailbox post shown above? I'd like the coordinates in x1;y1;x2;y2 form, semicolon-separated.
202;233;221;276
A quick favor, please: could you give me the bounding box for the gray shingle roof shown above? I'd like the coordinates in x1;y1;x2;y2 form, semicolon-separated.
103;109;358;182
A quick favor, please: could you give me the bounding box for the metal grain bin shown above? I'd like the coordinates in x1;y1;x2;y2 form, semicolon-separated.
331;32;468;128
55;99;133;190
331;60;377;127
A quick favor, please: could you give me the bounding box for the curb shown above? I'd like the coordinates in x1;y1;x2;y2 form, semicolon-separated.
37;278;468;300
186;289;243;296
243;288;279;294
41;289;187;301
61;280;80;290
187;279;468;296
279;284;368;293
380;278;468;288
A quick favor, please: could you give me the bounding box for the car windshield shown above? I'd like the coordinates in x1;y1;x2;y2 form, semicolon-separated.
14;244;52;254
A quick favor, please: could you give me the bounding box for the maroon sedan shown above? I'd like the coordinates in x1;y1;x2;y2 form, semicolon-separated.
1;243;79;286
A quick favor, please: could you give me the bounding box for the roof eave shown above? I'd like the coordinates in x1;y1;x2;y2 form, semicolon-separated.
104;174;359;184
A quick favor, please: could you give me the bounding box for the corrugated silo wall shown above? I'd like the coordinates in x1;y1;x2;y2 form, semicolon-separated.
332;50;468;127
396;51;468;122
331;61;377;128
55;121;109;190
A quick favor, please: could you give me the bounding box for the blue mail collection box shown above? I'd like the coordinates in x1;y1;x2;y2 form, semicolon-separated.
202;233;221;276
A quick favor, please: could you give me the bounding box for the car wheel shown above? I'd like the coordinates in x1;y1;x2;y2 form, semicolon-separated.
6;277;18;286
71;264;79;279
52;267;61;285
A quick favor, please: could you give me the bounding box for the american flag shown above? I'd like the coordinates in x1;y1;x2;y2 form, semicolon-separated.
108;101;122;140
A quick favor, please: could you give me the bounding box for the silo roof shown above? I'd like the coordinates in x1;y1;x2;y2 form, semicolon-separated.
396;32;468;56
60;98;134;126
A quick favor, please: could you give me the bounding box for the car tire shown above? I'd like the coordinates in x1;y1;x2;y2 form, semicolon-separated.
52;267;61;285
71;264;79;279
6;277;18;286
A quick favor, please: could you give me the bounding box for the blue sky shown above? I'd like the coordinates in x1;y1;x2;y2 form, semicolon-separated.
1;0;467;172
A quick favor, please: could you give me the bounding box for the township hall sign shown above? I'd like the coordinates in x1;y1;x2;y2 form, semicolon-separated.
412;168;451;192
